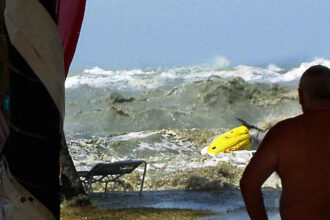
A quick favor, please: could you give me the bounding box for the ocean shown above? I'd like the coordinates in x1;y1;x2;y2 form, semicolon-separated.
64;58;330;215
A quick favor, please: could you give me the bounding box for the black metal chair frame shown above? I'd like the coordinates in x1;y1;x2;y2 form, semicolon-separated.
78;160;147;196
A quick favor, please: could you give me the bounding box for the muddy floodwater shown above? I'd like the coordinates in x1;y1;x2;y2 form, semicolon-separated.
89;189;281;220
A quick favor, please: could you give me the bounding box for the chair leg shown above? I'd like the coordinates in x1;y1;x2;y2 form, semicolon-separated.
139;161;147;196
105;182;108;193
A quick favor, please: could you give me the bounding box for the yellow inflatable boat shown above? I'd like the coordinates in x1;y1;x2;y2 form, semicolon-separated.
201;126;251;155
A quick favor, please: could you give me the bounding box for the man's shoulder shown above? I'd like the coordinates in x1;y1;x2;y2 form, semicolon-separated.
273;115;300;129
267;115;303;138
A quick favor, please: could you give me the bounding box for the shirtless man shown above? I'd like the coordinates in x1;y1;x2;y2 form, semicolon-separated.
240;65;330;220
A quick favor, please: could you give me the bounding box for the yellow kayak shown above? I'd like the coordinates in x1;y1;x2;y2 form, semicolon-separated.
202;126;251;155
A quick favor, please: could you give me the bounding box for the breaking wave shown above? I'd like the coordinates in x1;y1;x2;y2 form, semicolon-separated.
63;58;317;194
65;76;300;136
66;58;330;96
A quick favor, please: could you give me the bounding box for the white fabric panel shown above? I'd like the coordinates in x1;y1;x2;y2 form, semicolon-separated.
4;0;65;122
0;157;56;220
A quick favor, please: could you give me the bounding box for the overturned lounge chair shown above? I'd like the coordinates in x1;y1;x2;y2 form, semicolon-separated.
78;160;147;196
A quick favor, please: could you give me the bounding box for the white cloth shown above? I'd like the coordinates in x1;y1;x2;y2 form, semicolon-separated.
0;157;56;220
4;0;65;122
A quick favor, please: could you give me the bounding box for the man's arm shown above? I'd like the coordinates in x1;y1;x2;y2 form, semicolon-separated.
240;126;279;220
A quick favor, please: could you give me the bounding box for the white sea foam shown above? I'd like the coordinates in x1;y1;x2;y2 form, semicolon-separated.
212;56;231;68
108;131;158;142
66;58;330;94
279;58;330;81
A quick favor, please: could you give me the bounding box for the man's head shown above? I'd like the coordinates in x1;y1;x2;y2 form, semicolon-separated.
299;65;330;112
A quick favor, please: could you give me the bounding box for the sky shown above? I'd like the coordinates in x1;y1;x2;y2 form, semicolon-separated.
71;0;330;70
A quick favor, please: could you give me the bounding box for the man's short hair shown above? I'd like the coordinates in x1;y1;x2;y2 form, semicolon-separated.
299;65;330;101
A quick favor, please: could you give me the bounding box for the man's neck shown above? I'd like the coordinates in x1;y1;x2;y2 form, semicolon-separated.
302;104;330;113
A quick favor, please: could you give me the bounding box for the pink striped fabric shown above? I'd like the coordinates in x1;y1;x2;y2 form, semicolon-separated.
58;0;87;76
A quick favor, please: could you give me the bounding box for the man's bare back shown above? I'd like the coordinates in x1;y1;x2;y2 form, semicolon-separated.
275;110;330;219
240;65;330;220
